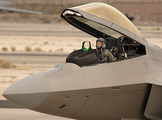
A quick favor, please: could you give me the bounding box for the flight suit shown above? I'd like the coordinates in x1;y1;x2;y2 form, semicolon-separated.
97;49;115;63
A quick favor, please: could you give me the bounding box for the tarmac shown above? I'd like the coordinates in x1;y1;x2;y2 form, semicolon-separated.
0;52;67;65
0;23;90;37
0;109;74;120
0;96;74;120
0;23;161;38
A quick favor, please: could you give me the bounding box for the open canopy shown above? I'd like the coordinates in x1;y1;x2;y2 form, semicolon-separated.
61;2;147;45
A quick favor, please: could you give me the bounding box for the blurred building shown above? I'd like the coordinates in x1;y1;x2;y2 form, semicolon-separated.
4;0;162;24
111;1;162;23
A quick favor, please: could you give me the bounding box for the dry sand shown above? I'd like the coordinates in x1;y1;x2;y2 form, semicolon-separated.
0;36;95;53
0;35;161;100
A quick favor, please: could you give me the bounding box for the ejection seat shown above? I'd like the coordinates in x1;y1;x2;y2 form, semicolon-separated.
105;37;123;60
66;41;98;67
105;37;115;50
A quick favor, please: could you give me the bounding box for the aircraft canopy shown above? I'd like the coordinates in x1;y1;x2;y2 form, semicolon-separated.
61;2;147;45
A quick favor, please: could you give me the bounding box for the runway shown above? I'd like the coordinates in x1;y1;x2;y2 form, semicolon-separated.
0;23;90;37
0;109;74;120
0;29;90;37
0;100;21;108
0;100;74;120
0;52;67;65
0;23;161;38
0;29;161;38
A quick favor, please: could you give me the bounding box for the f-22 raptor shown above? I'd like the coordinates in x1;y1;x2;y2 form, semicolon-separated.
3;2;162;120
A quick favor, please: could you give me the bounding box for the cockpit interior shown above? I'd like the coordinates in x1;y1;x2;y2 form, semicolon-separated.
66;36;146;67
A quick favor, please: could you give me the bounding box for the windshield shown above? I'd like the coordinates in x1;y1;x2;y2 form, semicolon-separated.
73;16;123;39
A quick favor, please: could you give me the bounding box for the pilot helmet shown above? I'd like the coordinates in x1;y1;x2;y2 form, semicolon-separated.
96;38;106;49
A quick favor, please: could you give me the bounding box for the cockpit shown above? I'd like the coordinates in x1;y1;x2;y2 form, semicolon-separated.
66;36;146;67
62;10;146;67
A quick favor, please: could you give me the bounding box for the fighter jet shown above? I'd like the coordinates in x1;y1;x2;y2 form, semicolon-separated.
3;2;162;120
0;0;45;14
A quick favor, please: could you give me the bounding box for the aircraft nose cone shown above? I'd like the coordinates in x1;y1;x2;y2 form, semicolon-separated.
3;74;52;109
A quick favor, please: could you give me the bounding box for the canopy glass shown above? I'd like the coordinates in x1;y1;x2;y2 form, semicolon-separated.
73;16;123;39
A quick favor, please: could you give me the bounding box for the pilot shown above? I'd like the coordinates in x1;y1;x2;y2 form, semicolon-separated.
96;38;115;63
